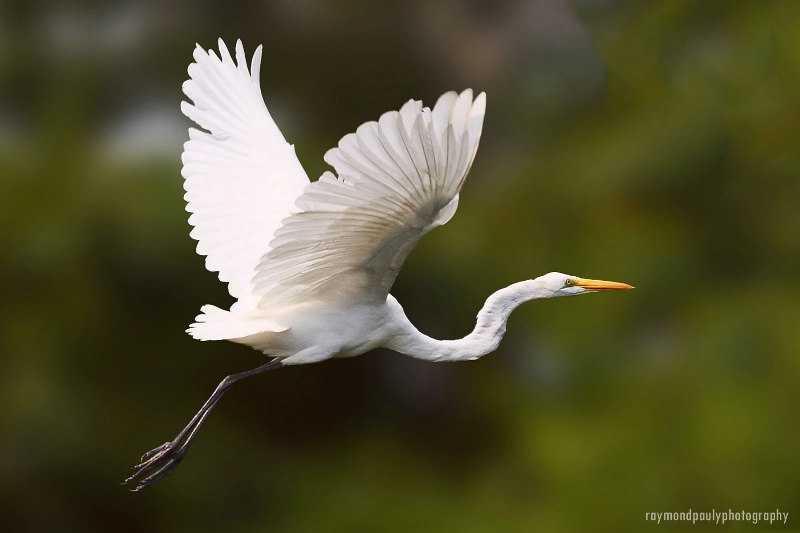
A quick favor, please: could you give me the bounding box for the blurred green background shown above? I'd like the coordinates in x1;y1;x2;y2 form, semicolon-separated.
2;0;799;531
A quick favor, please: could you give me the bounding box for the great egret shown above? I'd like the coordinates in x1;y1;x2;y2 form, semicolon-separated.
125;39;633;491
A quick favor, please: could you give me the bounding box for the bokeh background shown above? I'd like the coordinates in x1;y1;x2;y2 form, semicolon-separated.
3;0;799;531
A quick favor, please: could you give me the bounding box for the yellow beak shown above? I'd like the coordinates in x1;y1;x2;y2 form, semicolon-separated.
575;278;635;291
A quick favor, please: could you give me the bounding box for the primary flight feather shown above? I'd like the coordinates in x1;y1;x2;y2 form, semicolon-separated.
126;39;632;490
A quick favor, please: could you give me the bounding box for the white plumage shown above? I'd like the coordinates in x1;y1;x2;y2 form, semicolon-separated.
182;40;309;336
182;38;485;343
125;39;632;490
253;88;485;307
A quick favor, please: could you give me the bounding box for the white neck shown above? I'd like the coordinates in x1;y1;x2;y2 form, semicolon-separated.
386;279;549;362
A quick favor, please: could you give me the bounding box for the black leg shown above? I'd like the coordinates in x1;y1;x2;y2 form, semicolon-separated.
124;358;283;491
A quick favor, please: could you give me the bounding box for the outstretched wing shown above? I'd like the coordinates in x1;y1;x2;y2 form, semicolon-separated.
253;90;486;308
181;39;309;309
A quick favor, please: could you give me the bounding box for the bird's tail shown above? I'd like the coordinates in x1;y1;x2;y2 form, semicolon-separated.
187;304;288;341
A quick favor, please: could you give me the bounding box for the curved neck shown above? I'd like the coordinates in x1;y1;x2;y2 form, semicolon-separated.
387;280;544;362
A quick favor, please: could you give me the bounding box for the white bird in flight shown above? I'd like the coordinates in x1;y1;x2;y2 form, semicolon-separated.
125;39;633;490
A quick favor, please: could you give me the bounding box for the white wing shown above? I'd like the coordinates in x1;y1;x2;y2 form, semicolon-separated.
253;89;486;308
181;39;309;311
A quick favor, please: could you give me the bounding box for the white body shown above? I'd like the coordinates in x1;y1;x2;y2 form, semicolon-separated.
232;298;407;363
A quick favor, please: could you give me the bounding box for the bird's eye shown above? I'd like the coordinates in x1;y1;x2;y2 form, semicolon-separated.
564;279;574;287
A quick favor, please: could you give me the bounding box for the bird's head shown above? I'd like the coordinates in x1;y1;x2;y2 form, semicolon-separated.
536;272;634;298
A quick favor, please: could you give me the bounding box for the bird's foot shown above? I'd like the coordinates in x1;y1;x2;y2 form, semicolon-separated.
124;440;187;491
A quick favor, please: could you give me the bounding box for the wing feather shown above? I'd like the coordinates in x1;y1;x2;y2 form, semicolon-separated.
253;90;486;308
181;39;309;309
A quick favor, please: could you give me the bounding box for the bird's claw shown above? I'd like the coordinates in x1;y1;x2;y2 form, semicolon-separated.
124;440;186;491
140;441;171;463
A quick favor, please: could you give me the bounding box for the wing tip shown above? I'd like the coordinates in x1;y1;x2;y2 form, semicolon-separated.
251;44;264;82
471;91;487;117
